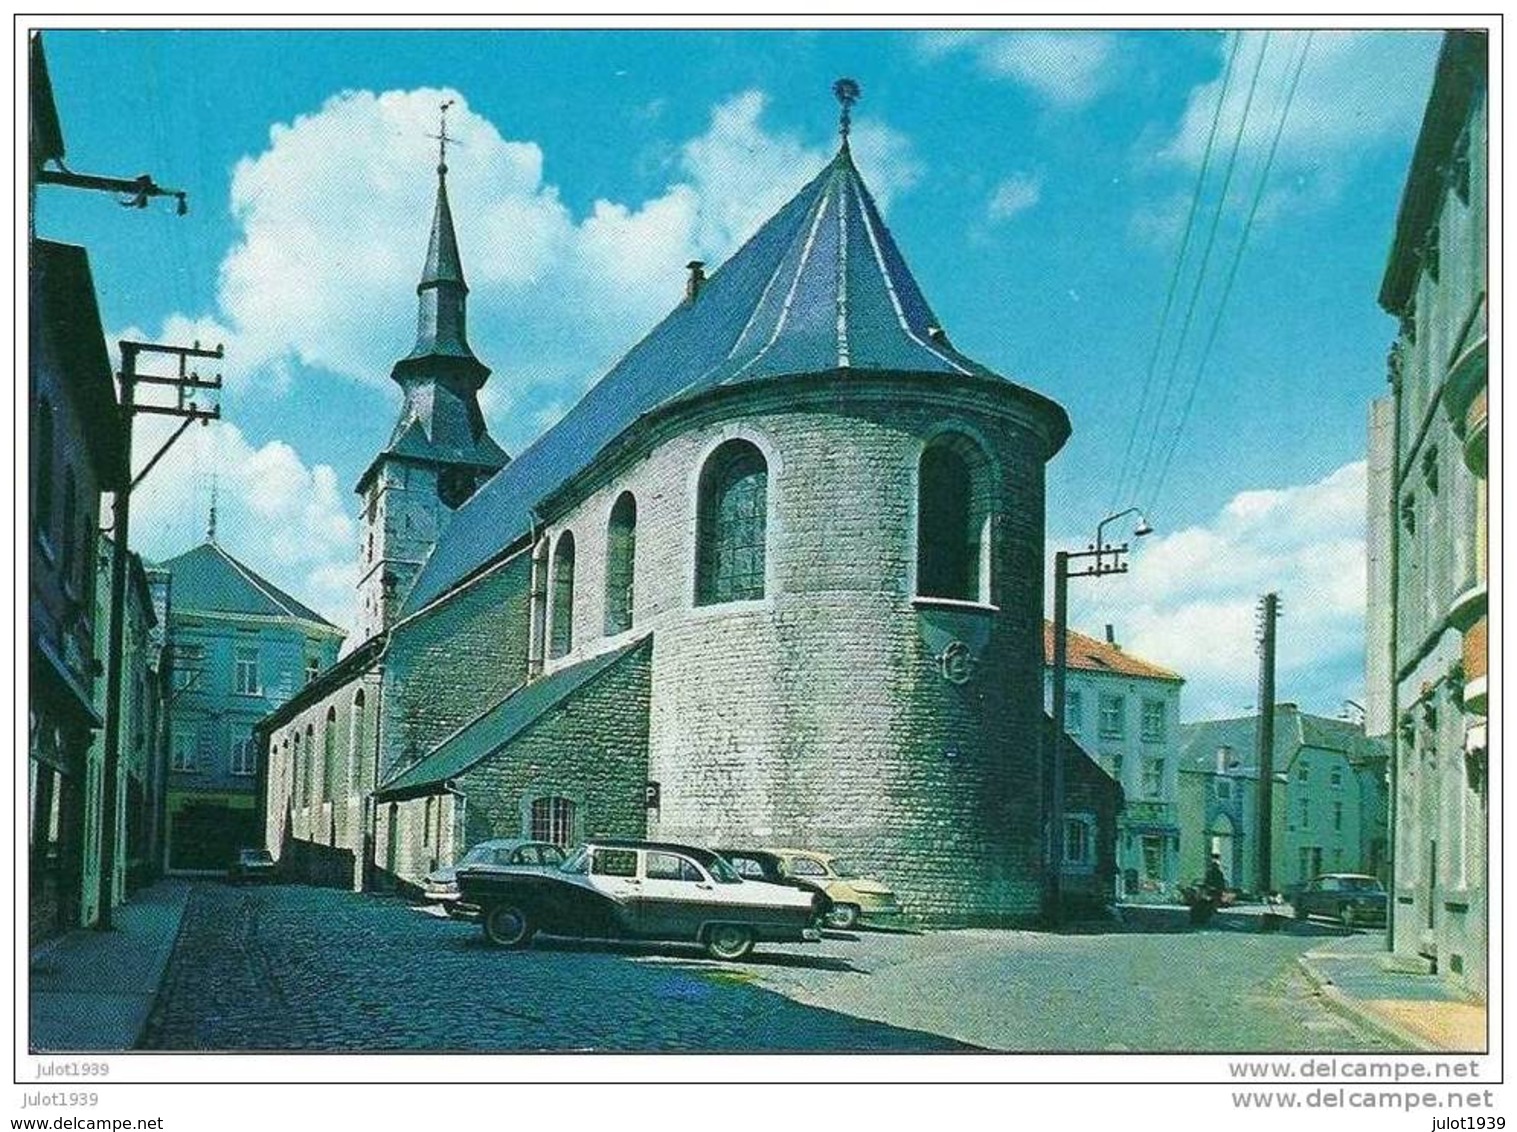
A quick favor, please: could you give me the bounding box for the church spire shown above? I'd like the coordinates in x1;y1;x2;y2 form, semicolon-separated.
833;77;860;151
398;99;482;386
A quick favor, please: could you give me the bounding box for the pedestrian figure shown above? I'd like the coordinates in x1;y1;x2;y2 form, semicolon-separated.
1204;853;1227;903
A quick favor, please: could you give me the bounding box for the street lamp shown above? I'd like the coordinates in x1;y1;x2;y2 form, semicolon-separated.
1047;508;1153;923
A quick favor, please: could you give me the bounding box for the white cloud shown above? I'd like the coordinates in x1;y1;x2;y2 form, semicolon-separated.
125;416;358;632
1157;31;1440;173
1061;461;1368;719
918;30;1118;106
132;86;923;442
987;173;1042;221
113;86;924;631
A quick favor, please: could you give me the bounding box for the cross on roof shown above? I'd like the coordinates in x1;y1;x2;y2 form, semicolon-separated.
833;78;860;143
427;99;457;176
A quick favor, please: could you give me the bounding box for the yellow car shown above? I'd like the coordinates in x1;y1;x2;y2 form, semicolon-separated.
763;849;901;929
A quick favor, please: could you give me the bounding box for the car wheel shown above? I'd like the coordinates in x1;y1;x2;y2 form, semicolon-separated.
826;903;860;930
705;924;755;961
482;903;535;948
1340;904;1357;929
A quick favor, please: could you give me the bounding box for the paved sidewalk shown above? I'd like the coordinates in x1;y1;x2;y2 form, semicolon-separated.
28;880;192;1052
1298;933;1486;1052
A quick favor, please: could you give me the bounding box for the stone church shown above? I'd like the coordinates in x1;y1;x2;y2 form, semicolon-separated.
260;92;1113;922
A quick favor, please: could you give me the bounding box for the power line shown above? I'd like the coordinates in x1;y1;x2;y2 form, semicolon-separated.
1110;30;1242;512
1129;30;1272;507
1150;32;1313;511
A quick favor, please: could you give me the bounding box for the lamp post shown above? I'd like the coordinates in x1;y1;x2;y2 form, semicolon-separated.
1048;507;1152;923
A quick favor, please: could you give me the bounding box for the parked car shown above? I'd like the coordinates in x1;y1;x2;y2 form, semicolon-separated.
456;839;828;960
737;847;899;929
1287;873;1388;927
717;848;835;914
424;838;566;918
229;847;278;883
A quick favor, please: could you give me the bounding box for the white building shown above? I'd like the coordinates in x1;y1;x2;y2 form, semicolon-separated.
1045;623;1183;898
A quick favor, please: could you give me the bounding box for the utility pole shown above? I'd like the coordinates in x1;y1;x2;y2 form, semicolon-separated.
97;340;221;930
1048;507;1153;922
1255;592;1281;898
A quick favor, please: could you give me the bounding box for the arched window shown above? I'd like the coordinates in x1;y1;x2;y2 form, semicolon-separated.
549;531;576;659
322;707;337;803
916;434;991;602
34;396;55;533
605;492;637;635
528;537;550;677
695;439;768;605
304;724;316;805
292;731;303;807
348;690;366;796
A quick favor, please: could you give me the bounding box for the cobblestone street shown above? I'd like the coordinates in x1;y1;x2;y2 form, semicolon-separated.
138;884;1407;1054
138;884;966;1052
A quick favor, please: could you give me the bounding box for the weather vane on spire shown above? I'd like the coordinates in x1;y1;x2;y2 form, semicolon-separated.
833;78;860;144
429;99;457;176
207;470;218;544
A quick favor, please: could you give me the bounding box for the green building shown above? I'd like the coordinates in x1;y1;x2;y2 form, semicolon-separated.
1178;705;1389;896
159;536;343;872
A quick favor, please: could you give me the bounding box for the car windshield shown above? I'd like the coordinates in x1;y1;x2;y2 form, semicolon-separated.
704;854;742;884
559;846;590;874
458;844;501;866
1341;877;1384;892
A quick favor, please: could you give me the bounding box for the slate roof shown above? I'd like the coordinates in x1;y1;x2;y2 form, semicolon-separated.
1179;706;1388;776
1043;623;1183;683
375;635;650;800
402;142;1069;615
157;541;338;629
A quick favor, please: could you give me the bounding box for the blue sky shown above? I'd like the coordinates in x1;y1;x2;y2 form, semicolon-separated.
34;27;1444;719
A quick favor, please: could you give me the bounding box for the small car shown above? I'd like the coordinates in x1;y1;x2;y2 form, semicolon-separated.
750;848;900;929
717;848;835;914
456;839;828;960
1288;873;1388;927
424;838;566;918
228;847;278;883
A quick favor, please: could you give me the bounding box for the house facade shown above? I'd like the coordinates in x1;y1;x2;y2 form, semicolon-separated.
1368;30;1488;998
80;539;169;925
265;95;1108;924
1045;624;1183;899
1178;705;1389;895
160;538;343;872
27;36;127;945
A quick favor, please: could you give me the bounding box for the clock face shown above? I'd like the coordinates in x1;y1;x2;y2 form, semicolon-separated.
437;468;475;510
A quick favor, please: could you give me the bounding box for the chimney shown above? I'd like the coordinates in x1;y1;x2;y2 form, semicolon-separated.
1104;623;1117;647
685;260;706;304
1216;745;1231;774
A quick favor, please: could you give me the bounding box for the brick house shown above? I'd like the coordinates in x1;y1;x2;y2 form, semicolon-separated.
265;104;1087;922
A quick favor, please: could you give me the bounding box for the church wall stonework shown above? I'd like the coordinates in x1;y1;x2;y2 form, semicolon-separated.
535;380;1055;923
381;551;532;783
454;639;652;848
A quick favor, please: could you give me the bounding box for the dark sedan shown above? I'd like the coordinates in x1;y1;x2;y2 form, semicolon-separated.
1288;873;1387;927
423;838;565;918
456;839;827;960
229;848;278;883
